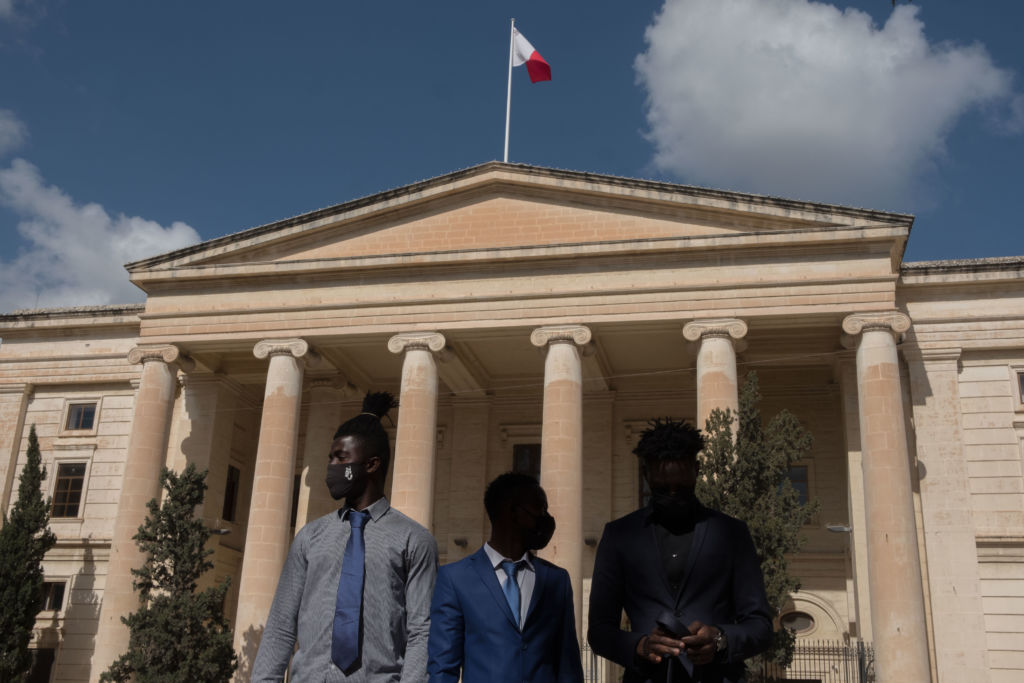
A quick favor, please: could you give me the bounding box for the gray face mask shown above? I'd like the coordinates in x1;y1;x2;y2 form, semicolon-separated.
325;462;366;501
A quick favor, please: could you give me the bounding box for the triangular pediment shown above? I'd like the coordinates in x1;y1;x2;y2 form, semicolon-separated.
127;163;912;278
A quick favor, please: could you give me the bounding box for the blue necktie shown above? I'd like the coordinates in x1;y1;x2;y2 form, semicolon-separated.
332;509;370;671
500;559;523;629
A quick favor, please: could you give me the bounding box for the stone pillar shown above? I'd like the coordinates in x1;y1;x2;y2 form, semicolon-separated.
531;324;591;636
841;313;931;682
233;339;318;669
294;378;350;530
0;382;32;514
836;355;872;640
682;318;748;431
388;332;446;531
93;345;191;679
905;347;990;679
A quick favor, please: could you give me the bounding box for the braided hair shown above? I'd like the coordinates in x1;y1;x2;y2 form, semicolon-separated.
333;391;398;476
632;417;704;462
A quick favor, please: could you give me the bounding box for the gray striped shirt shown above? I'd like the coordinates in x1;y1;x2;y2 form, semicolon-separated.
252;497;438;682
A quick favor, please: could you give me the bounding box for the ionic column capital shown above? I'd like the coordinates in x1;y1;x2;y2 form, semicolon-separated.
127;344;194;371
682;318;748;343
388;332;447;355
841;311;911;337
530;325;592;348
253;338;320;366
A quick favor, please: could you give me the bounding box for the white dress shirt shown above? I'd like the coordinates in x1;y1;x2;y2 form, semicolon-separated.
483;542;536;629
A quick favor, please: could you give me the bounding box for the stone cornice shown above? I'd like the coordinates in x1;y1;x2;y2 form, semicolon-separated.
253;338;321;367
682;318;749;342
530;325;592;348
900;347;962;364
841;311;911;336
387;332;447;354
0;382;32;396
127;344;194;371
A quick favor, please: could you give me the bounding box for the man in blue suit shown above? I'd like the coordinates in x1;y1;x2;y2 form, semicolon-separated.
428;473;584;683
588;418;773;683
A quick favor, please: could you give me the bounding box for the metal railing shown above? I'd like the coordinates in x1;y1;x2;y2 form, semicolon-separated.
758;640;874;683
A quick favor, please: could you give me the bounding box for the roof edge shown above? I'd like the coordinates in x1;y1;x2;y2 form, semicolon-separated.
125;162;916;272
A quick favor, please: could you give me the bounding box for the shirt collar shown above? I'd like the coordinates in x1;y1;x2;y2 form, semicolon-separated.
483;542;535;572
340;496;390;523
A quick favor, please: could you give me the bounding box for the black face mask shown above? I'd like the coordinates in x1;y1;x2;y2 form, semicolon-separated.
518;506;556;551
651;488;699;529
325;462;367;501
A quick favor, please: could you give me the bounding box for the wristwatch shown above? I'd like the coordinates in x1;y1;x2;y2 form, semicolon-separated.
713;628;728;653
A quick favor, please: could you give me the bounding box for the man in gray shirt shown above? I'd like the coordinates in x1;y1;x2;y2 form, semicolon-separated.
253;393;438;682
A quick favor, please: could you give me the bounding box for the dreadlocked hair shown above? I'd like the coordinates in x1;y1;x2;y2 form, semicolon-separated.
632;417;704;461
333;391;398;476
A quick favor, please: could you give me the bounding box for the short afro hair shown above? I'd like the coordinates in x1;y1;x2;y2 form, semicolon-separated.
632;417;704;461
484;472;541;523
333;391;398;476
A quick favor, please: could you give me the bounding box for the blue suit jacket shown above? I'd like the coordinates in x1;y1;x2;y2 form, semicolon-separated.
428;547;584;683
587;505;773;683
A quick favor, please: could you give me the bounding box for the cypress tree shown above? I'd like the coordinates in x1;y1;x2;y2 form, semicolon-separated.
0;425;58;682
101;463;237;682
697;372;819;673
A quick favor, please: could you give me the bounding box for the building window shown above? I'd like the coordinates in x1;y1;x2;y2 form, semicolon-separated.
786;465;810;505
222;465;241;522
65;402;97;431
52;462;86;517
40;581;66;612
780;611;815;634
512;443;541;481
1018;371;1024;404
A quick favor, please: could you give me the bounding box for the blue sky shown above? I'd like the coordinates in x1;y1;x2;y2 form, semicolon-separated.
1;1;1022;312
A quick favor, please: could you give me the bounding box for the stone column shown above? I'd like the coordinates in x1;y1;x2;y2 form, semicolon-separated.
234;339;318;669
0;382;32;513
905;347;990;679
531;324;591;636
841;313;931;682
388;332;446;531
93;345;191;678
836;355;872;640
294;378;351;530
682;318;748;431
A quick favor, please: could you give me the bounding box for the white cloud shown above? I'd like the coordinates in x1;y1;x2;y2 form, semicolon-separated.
635;0;1022;208
0;109;27;156
0;158;200;312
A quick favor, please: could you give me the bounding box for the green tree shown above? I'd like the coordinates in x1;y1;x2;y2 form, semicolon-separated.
0;425;58;682
101;463;237;682
697;372;819;673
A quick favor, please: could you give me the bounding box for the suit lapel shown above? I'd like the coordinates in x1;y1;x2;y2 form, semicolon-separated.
470;548;520;631
524;555;549;629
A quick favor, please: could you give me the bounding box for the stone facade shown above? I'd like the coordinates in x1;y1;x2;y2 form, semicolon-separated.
1;163;1021;682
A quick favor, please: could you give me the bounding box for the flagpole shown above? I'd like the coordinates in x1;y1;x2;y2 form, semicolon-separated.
504;18;515;163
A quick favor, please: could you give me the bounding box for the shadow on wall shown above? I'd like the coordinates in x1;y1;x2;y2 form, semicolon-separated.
235;623;264;683
63;544;101;681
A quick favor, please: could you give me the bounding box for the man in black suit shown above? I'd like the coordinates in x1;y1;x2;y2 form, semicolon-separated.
588;418;772;683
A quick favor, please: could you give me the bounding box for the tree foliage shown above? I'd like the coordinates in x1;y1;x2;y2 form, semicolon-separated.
697;373;819;671
0;425;57;682
101;463;236;682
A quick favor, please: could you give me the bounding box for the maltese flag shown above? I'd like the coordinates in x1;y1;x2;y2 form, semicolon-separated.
511;28;551;83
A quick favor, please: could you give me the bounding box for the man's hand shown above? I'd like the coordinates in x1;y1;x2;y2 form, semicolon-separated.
635;626;684;664
680;621;721;666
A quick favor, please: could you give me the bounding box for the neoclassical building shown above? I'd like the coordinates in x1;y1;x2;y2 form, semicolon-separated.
0;163;1021;682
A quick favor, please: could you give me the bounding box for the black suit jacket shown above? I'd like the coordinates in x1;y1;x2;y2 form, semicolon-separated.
587;504;772;683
